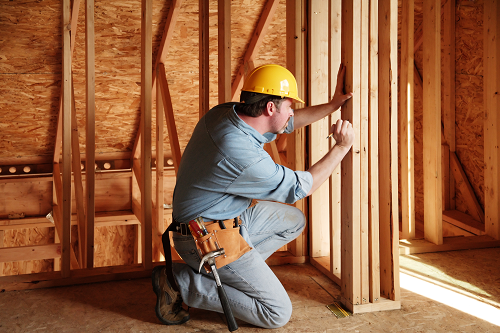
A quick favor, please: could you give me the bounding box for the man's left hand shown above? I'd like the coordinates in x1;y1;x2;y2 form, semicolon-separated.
330;63;353;110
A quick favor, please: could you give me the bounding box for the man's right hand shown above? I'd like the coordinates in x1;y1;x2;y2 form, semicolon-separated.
329;119;355;150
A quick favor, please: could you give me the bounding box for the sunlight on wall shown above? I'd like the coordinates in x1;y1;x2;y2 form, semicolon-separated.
400;272;500;327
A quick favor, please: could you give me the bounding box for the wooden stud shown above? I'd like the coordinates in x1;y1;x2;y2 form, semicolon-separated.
133;0;183;159
157;0;183;67
0;244;61;263
341;0;361;309
309;0;330;258
423;0;443;245
85;0;96;269
218;0;231;104
155;65;165;262
71;77;85;268
400;0;415;240
158;63;182;174
442;210;485;236
199;0;210;117
360;0;370;305
62;0;72;278
0;230;4;276
286;0;307;258
140;0;153;269
329;0;342;277
443;0;456;210
231;0;280;101
484;0;500;240
378;0;400;302
368;0;380;304
450;152;484;223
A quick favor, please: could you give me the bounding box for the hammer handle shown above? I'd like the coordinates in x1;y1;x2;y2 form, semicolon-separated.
217;285;238;331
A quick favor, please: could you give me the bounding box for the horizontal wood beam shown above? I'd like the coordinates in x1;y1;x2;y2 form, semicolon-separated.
442;210;485;236
0;244;61;263
399;235;500;255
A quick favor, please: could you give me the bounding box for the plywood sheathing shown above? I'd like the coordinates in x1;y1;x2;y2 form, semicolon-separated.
409;0;485;225
0;0;286;162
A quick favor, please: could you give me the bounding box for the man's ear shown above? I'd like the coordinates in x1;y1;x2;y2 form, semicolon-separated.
264;101;275;116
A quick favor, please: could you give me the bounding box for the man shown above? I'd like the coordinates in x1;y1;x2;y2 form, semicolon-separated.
152;64;354;328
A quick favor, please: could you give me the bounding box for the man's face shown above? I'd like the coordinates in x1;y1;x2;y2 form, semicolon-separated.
271;98;294;134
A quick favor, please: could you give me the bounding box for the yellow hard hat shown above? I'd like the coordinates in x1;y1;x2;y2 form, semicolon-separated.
242;64;305;104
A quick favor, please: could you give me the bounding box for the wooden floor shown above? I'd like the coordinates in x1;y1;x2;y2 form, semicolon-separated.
0;248;499;332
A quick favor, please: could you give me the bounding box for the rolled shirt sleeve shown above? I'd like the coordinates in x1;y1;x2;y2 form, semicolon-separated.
225;155;313;204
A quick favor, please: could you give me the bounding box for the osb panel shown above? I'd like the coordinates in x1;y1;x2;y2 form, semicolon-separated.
1;0;284;162
1;227;55;276
94;225;136;267
0;74;60;159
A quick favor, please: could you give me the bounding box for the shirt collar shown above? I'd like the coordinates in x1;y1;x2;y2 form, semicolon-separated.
227;105;269;144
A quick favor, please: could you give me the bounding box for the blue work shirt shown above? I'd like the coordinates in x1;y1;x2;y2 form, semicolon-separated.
172;102;313;223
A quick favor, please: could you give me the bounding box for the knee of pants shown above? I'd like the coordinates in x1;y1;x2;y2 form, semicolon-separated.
260;299;293;329
285;206;306;235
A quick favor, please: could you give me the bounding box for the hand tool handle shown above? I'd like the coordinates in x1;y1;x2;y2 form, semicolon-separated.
217;285;238;331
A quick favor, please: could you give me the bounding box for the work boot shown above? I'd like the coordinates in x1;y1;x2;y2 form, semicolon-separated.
152;265;190;325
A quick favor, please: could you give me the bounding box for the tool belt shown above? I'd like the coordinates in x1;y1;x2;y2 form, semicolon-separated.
162;216;252;289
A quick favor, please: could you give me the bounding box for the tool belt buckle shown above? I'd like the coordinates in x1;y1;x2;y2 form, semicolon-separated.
177;222;189;236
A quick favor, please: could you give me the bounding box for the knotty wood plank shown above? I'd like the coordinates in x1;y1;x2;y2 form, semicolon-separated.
368;0;380;304
423;0;443;245
378;0;400;302
329;0;342;277
309;0;330;258
0;244;61;263
360;0;370;305
341;0;362;307
286;0;307;257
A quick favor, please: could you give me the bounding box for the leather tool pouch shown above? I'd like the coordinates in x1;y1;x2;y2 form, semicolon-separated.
194;219;251;273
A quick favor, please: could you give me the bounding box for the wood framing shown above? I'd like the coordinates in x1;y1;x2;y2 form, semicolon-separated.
309;0;330;259
368;0;380;304
218;0;231;104
85;0;96;269
378;0;399;304
231;0;280;101
329;0;342;278
140;0;153;269
442;0;456;210
306;0;399;314
484;0;500;240
62;0;72;277
399;0;415;240
286;0;307;259
199;0;210;117
423;0;443;245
